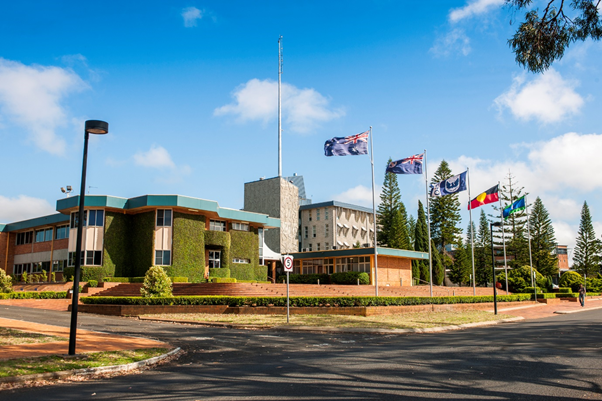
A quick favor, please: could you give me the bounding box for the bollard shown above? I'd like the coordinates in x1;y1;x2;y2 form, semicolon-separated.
357;278;360;286
317;279;320;286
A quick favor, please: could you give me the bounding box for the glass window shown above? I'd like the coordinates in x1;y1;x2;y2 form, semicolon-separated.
55;225;69;240
209;250;221;268
52;260;66;272
316;209;320;221
317;243;321;251
312;226;316;238
156;210;172;227
304;226;308;239
325;242;329;250
70;211;88;229
155;250;171;266
309;243;313;251
232;222;249;231
210;220;226;232
325;224;329;237
44;228;53;242
35;230;45;243
325;208;329;220
233;258;250;264
17;231;33;245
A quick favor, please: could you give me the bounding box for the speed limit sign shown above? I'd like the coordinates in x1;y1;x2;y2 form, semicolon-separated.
283;255;294;272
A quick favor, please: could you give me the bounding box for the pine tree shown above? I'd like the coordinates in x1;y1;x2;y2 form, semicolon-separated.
475;210;492;285
413;201;429;282
573;202;602;277
407;214;416;249
377;159;401;247
429;160;462;250
529;197;558;277
431;239;445;286
449;243;471;285
389;207;410;249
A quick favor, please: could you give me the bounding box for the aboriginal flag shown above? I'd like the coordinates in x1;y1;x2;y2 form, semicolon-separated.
468;185;499;210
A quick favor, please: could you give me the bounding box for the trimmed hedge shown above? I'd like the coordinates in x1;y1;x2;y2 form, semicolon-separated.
535;293;556;299
81;294;533;307
82;266;106;283
277;274;330;284
331;271;370;285
558;287;572;293
210;278;237;283
88;280;98;288
230;264;267;281
103;276;188;283
556;293;578;298
209;268;230;278
170;212;206;283
0;291;68;300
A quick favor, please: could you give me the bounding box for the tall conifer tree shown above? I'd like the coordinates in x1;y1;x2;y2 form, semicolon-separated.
449;243;471;285
573;201;602;276
407;214;416;249
475;210;492;285
431;239;445;286
377;158;410;250
413;201;429;282
529;197;558;276
429;160;462;251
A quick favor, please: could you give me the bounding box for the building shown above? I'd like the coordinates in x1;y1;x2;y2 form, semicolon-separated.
0;194;280;282
298;201;375;252
555;245;569;274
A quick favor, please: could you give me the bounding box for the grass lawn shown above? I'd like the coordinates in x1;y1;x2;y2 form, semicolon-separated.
0;348;168;378
0;327;66;346
143;310;514;329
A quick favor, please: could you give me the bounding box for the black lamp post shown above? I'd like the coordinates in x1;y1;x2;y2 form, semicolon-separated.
490;221;501;315
68;120;108;355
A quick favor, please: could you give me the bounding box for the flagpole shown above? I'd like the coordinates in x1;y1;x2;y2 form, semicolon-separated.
424;149;433;297
277;36;283;178
369;126;378;297
467;168;476;296
499;181;508;293
526;195;534;286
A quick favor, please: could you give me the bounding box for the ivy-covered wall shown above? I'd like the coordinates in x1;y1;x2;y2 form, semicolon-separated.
103;212;132;277
129;211;155;276
230;230;259;268
170;212;206;283
204;230;231;269
229;264;267;281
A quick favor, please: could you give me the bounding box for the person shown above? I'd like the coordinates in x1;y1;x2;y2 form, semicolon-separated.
578;284;586;307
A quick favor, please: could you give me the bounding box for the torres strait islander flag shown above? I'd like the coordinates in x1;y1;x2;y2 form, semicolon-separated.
468;184;499;210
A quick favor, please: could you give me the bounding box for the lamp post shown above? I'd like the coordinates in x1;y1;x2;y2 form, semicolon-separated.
68;120;108;355
490;221;501;315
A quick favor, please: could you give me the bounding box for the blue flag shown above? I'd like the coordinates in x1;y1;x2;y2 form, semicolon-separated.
430;171;467;197
503;196;526;219
324;131;369;156
386;153;423;174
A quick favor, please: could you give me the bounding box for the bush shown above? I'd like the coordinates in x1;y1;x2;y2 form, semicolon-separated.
330;271;370;285
535;293;556;299
586;276;602;292
63;267;74;282
556;293;578;298
277;274;330;284
140;266;172;298
88;280;98;288
171;277;189;283
51;272;56;283
559;271;583;292
497;266;546;293
81;266;106;283
0;269;13;293
0;291;67;300
209;268;230;278
210;278;237;283
21;271;28;284
558;287;572;293
81;294;533;306
41;270;48;282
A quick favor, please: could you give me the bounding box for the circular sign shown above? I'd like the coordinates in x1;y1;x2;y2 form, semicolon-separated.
283;255;294;272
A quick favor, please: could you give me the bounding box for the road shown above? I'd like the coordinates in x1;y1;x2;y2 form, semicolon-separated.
0;305;601;400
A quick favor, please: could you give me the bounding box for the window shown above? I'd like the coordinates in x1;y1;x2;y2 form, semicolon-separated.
16;231;33;246
233;258;250;264
308;243;313;251
52;260;66;272
209;250;221;268
325;208;329;220
317;243;321;251
155;250;171;266
308;210;312;221
13;263;32;275
312;226;316;238
68;251;102;266
304;226;308;239
70;210;104;228
210;220;226;232
35;230;45;243
232;222;249;231
156;209;172;227
325;242;329;250
35;228;53;243
325;224;329;237
55;225;69;240
316;209;320;221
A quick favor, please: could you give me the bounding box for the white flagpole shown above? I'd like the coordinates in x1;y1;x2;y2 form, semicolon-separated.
424;149;433;297
499;181;508;293
467;168;476;296
277;36;283;178
526;196;534;286
369;126;378;296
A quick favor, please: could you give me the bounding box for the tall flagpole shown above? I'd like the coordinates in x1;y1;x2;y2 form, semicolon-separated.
369;126;378;296
467;168;476;296
526;196;534;286
424;149;433;297
499;181;508;293
278;36;283;177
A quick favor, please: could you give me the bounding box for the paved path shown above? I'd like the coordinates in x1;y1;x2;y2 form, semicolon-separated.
0;299;72;312
499;297;602;320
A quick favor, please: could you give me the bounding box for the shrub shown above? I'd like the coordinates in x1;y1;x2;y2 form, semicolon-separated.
559;271;583;292
0;291;67;300
21;272;28;284
0;269;13;293
209;268;230;278
277;274;330;284
210;277;237;283
88;280;98;288
51;272;56;283
82;266;106;283
497;266;546;293
63;267;75;281
586;276;602;292
41;270;48;282
330;271;370;285
558;287;572;293
556;293;578;298
535;293;556;299
171;277;189;283
29;274;36;284
140;266;173;298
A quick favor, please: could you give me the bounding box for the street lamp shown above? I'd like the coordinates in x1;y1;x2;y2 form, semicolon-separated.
490;221;501;315
68;120;108;355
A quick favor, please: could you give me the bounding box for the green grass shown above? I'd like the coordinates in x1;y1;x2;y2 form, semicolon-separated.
0;348;168;378
0;327;66;346
143;311;514;329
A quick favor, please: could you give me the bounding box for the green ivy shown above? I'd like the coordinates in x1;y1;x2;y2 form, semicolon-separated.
103;212;132;277
209;268;230;278
204;230;231;269
170;212;206;283
130;212;155;277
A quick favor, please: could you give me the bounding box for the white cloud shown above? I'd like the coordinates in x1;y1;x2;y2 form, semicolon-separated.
0;195;55;223
494;69;584;124
430;29;471;57
332;185;380;208
544;196;581;221
214;78;345;134
449;0;505;23
182;7;202;27
134;145;176;169
0;58;88;155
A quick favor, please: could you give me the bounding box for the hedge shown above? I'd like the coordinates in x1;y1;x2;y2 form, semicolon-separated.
558;287;572;293
556;293;578;298
331;271;370;285
277;274;330;284
0;291;68;300
103;276;188;283
81;294;533;307
209;268;230;278
170;212;206;282
535;293;556;299
210;278;237;283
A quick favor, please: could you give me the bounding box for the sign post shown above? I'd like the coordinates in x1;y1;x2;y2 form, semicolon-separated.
282;255;294;324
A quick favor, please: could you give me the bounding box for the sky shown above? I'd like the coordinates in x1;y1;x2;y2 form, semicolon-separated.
1;0;601;262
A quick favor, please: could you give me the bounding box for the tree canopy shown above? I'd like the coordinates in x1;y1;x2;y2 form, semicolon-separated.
573;201;602;276
377;159;411;250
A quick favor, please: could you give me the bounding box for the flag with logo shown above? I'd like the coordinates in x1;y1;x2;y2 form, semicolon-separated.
430;171;467;197
468;184;499;210
324;131;369;156
503;196;526;219
386;153;423;174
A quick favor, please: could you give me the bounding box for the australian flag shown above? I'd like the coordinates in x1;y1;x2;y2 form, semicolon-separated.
430;171;467;197
386;153;423;174
324;131;369;156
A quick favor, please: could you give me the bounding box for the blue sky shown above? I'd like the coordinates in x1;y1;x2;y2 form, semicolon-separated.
1;0;601;259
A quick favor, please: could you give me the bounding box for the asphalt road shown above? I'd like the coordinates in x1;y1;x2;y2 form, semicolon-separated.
0;305;601;400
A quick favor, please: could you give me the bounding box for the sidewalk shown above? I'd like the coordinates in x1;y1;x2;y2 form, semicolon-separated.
0;317;167;360
499;297;602;320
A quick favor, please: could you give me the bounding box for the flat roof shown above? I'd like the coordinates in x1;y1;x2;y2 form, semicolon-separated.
1;214;70;232
299;200;374;214
291;247;428;260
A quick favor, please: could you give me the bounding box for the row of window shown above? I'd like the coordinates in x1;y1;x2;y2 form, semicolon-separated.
70;210;105;229
307;208;329;221
68;251;102;267
154;249;249;267
305;242;330;251
13;260;66;275
16;225;70;245
303;224;329;239
291;257;370;275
